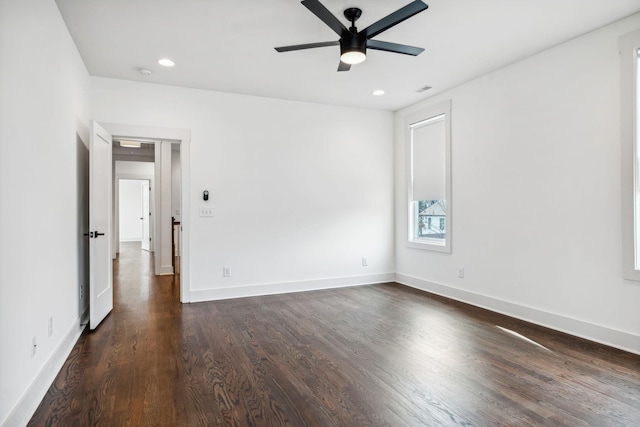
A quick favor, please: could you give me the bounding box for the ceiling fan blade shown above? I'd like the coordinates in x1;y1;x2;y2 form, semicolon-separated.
337;61;351;72
361;0;428;39
301;0;349;37
367;40;424;56
275;41;339;52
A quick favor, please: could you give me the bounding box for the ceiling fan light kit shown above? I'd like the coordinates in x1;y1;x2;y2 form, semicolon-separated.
340;35;367;65
275;0;428;72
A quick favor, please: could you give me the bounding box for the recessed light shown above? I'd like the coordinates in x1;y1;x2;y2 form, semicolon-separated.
119;141;141;148
138;68;152;76
157;58;175;67
373;90;385;96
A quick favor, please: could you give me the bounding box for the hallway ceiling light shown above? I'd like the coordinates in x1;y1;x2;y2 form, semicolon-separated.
157;58;175;67
119;140;141;148
373;89;385;96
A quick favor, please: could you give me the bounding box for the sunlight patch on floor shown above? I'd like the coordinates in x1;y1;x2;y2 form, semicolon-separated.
496;326;553;353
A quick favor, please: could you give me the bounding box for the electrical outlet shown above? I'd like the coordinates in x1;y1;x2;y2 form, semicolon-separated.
362;257;368;267
458;267;465;278
223;266;231;277
31;336;37;358
199;207;214;217
80;283;83;299
48;317;53;337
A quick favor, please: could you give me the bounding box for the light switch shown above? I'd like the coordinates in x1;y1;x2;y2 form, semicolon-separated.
199;207;214;217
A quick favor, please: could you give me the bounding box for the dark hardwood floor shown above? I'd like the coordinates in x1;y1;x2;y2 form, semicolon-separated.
29;243;640;426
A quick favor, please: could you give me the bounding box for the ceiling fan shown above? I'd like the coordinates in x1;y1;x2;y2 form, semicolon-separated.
275;0;428;71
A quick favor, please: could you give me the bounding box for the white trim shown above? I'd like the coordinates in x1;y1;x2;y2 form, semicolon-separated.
2;312;88;427
179;133;190;302
189;273;395;302
395;273;640;355
620;29;640;281
157;266;175;275
405;100;452;254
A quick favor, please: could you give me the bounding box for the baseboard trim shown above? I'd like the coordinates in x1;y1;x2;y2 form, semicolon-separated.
158;265;174;275
190;273;395;302
396;273;640;356
2;309;87;427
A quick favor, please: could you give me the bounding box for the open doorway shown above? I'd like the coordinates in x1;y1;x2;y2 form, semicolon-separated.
103;122;190;303
118;179;151;251
112;141;183;298
114;160;155;256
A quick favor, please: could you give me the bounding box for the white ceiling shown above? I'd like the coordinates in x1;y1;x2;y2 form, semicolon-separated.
55;0;640;111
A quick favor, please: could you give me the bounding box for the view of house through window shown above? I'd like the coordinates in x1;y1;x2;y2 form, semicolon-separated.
416;200;446;239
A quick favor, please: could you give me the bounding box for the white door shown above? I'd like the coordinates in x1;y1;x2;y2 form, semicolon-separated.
89;121;113;330
141;181;150;251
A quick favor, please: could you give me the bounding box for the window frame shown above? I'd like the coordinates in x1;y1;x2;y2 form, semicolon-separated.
405;100;452;253
621;29;640;281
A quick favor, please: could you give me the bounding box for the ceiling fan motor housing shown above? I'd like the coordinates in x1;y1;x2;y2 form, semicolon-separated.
340;34;367;57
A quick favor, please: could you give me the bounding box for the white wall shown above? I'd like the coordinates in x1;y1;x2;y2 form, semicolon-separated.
119;180;144;241
395;14;640;354
91;78;395;300
154;141;174;275
116;160;155;176
0;0;91;424
171;149;181;219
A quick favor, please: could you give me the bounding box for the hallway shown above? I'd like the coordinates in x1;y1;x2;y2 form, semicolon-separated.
29;243;183;425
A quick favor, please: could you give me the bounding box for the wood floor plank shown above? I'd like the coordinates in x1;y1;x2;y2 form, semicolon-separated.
28;243;640;426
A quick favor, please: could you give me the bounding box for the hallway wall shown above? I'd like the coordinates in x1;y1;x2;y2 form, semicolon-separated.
171;149;181;219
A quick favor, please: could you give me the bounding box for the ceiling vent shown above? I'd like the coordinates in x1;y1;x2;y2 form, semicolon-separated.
416;85;432;93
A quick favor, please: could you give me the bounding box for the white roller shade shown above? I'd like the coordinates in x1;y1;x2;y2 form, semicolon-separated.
411;114;445;201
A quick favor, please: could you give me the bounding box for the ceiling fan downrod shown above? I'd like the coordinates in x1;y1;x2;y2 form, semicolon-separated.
344;7;362;32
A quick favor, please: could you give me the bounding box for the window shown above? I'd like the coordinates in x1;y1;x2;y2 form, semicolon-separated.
621;29;640;280
406;101;452;253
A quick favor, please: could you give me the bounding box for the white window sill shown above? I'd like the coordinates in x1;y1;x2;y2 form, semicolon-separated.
407;239;450;253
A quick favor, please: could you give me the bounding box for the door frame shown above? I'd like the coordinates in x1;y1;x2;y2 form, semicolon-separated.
141;180;151;251
115;176;154;253
100;122;191;303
